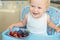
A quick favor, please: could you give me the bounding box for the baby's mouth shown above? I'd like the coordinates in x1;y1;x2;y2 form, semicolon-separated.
33;13;39;15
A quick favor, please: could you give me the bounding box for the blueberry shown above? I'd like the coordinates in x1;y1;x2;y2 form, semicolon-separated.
18;30;23;34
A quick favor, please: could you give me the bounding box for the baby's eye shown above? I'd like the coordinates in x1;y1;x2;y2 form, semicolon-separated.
31;5;35;7
38;7;42;9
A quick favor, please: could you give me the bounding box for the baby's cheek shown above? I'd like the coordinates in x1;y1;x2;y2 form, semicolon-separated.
40;8;46;13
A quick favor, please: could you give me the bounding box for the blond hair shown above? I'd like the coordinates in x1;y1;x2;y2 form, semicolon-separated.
46;0;50;8
29;0;50;8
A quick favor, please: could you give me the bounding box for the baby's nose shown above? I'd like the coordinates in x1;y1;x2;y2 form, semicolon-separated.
34;8;38;12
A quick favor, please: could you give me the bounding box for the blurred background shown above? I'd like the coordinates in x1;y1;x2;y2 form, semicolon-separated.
0;0;60;40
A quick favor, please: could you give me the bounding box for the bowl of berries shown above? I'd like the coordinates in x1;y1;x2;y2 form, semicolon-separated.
9;27;29;38
2;27;30;40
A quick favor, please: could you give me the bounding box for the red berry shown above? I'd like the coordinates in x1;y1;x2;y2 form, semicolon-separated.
9;31;19;38
19;35;23;38
9;31;14;36
18;34;23;38
13;31;18;37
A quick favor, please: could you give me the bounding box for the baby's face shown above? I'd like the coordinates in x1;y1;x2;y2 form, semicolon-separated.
30;0;47;18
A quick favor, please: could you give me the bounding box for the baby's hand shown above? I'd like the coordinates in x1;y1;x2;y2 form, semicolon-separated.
56;28;60;33
8;22;24;31
8;24;15;31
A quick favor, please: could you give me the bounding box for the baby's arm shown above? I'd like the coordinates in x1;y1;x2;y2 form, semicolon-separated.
9;14;27;30
47;14;60;32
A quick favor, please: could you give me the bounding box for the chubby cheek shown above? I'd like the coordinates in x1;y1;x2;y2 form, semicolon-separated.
39;9;46;14
39;9;44;13
30;7;33;13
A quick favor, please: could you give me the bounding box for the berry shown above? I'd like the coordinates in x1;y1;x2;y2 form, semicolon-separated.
9;31;14;36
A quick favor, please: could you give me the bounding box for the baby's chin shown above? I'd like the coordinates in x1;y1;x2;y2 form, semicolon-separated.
32;14;41;18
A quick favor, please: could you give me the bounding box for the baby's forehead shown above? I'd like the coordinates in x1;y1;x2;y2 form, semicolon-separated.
30;0;47;5
30;0;47;6
31;0;48;3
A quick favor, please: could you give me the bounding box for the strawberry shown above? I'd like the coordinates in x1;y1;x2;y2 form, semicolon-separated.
9;31;14;36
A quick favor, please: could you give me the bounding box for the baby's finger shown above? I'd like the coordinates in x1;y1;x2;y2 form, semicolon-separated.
9;26;12;31
56;30;60;33
58;30;60;33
